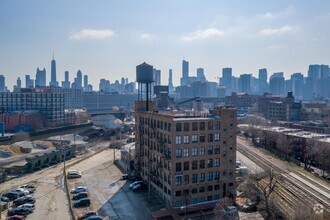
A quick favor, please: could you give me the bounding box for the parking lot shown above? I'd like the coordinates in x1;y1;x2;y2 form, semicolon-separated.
67;145;166;220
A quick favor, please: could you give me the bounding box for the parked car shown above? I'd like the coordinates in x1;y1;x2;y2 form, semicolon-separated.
129;180;143;189
77;211;97;220
10;188;30;196
132;183;147;192
242;202;258;212
0;195;10;202
2;192;19;201
18;203;35;212
74;198;91;208
13;196;36;206
85;216;103;220
19;184;36;193
6;215;26;220
67;172;82;179
226;206;237;215
73;192;88;200
7;207;30;217
71;186;88;194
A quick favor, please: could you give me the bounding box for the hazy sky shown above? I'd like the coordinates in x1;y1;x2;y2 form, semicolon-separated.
1;0;330;89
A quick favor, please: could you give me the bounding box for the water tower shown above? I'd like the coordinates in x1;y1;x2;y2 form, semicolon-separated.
136;62;154;111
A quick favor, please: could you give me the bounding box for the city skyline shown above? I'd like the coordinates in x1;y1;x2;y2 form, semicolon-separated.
1;1;330;89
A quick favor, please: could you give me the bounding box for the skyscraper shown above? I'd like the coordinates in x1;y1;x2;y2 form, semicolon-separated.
153;69;161;86
50;54;58;87
180;59;189;86
291;73;303;99
258;68;268;95
84;75;88;91
62;71;71;89
168;69;174;93
121;77;126;85
0;75;5;92
196;68;206;81
25;75;34;88
221;68;232;95
269;72;285;96
35;68;46;87
238;74;251;94
17;77;21;89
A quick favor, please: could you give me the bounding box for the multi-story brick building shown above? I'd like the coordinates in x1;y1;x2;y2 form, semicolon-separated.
134;100;237;208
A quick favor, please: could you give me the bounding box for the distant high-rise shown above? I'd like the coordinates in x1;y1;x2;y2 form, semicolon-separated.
17;77;21;89
25;75;34;88
153;69;161;86
258;68;268;95
197;68;206;81
121;77;126;85
221;68;232;95
125;78;128;85
269;72;285;96
0;75;5;92
180;60;189;86
84;75;88;91
291;73;303;99
62;71;71;89
168;69;174;93
35;68;46;87
50;54;58;87
238;74;251;94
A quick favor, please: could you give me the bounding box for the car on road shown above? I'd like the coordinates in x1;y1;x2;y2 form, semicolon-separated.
18;184;36;193
13;196;36;206
72;192;88;200
67;170;82;179
2;192;19;201
71;186;88;194
132;183;147;192
74;198;91;208
7;207;31;217
6;215;26;220
242;202;258;212
0;195;10;202
10;188;30;196
129;180;143;189
84;216;103;220
18;203;35;212
77;211;97;220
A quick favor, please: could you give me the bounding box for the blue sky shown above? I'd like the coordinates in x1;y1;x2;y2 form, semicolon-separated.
1;0;330;89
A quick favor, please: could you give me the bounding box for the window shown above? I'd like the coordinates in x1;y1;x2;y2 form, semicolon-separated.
192;122;198;131
208;134;213;142
183;189;189;195
214;158;220;167
208;172;213;181
215;145;220;154
200;173;205;182
200;134;205;143
207;185;213;192
192;147;197;156
208;146;213;155
184;175;189;185
175;201;182;207
184;123;189;131
183;135;189;144
176;136;182;145
207;196;213;201
176;149;182;158
214;171;220;180
192;198;198;204
208;122;213;130
183;148;189;157
176;162;182;172
176;176;182;186
214;184;220;190
168;123;172;131
192;160;198;170
200;197;205;203
200;147;205;156
192;188;198;194
215;121;220;130
200;122;205;130
215;133;220;141
192;135;198;143
199;187;205;193
208;159;213;168
192;174;198;183
176;123;182;132
214;194;220;200
176;190;181;196
184;161;189;171
200;160;205;169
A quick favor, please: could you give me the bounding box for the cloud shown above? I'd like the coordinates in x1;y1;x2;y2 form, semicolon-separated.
258;6;295;19
181;28;224;42
69;29;115;40
258;26;297;36
140;33;154;40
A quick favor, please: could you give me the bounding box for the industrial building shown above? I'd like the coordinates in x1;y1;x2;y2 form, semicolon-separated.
134;62;237;209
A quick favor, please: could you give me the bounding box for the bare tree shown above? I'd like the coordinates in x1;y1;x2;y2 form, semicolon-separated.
315;142;330;176
275;133;293;161
303;138;322;171
213;197;235;220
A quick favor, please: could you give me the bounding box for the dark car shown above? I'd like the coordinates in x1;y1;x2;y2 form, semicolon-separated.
13;196;36;206
2;192;19;201
132;183;147;192
7;207;30;217
77;211;97;220
242;202;258;212
85;216;103;220
72;192;88;200
7;215;26;220
1;195;10;202
74;198;91;208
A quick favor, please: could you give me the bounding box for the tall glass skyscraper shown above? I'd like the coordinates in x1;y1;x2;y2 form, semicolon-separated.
50;54;57;87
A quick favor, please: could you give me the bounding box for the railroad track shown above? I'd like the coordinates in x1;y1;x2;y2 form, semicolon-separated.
237;142;330;218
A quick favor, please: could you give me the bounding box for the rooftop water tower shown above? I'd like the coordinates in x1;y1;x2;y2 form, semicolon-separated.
136;62;154;111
